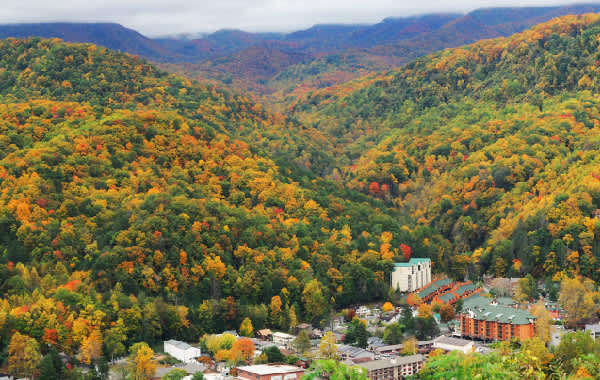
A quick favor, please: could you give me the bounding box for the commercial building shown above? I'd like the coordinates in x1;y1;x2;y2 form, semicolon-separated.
272;332;295;349
337;345;375;362
357;355;425;380
585;324;600;339
433;281;482;305
391;258;431;292
433;336;475;353
459;296;536;341
236;364;304;380
164;340;201;363
417;278;453;303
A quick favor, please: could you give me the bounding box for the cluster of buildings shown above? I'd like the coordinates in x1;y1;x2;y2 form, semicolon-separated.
155;258;562;380
391;258;481;307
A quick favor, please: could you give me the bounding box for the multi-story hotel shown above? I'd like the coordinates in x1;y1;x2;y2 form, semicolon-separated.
391;258;431;292
459;296;536;341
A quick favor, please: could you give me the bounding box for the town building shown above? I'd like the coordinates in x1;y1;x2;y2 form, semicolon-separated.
236;364;304;380
585;324;600;339
153;362;204;379
257;329;273;340
272;332;296;349
459;296;536;341
337;345;375;362
357;355;425;380
417;278;453;303
295;323;312;334
391;258;431;292
164;340;202;363
433;336;475;353
433;281;481;305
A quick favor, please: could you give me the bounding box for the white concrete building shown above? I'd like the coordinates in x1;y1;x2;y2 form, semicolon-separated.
164;340;202;363
390;258;431;292
433;336;474;354
272;332;295;349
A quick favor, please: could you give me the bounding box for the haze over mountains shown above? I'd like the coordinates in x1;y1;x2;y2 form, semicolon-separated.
3;4;600;96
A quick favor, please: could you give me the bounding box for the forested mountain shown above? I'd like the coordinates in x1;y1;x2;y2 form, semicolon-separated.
0;23;172;60
4;4;600;99
291;12;600;283
171;4;600;97
0;37;455;362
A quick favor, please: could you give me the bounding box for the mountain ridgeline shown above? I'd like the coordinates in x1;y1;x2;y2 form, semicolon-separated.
4;4;600;98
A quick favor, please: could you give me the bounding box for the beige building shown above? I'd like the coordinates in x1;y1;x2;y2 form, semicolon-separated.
272;332;295;349
391;258;431;292
357;355;425;380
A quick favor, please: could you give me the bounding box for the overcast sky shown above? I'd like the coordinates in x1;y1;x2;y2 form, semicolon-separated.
0;0;595;37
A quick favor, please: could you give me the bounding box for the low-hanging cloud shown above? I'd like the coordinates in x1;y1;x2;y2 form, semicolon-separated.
0;0;590;36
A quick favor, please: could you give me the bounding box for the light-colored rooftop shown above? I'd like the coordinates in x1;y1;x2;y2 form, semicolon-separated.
434;336;474;347
272;332;295;338
357;355;425;371
236;365;303;375
394;258;431;267
165;339;197;351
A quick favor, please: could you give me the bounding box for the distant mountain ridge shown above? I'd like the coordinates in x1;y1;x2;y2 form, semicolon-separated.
3;4;600;96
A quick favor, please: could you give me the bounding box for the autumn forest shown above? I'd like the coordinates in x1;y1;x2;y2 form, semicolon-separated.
2;5;600;380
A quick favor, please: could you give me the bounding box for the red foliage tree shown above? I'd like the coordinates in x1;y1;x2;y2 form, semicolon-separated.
400;244;412;261
369;181;380;195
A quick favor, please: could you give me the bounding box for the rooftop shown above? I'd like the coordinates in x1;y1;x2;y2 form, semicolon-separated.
463;302;535;324
165;339;196;351
394;258;431;267
357;355;425;371
434;336;473;347
585;324;600;333
418;278;453;298
338;344;373;358
272;332;295;339
236;365;303;375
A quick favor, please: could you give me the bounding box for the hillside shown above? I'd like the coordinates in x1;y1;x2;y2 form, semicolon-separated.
291;13;600;282
0;37;453;362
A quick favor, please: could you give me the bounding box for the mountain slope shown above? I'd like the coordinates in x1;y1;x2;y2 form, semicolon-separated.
0;37;452;364
293;12;600;281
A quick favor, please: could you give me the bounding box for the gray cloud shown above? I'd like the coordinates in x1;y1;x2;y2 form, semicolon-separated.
0;0;593;36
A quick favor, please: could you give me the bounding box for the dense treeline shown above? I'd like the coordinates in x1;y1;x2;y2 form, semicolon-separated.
292;13;600;281
0;37;451;368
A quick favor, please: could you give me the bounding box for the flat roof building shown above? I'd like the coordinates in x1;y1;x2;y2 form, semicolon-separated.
164;340;201;363
272;332;296;349
433;336;474;353
391;258;431;292
236;364;304;380
357;355;425;380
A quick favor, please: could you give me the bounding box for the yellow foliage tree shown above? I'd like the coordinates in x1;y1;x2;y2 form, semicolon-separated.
129;342;156;380
559;276;600;323
79;329;103;364
318;331;339;359
382;302;394;313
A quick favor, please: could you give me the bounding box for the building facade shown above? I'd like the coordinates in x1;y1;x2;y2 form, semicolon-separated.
391;258;431;292
459;297;536;341
272;332;295;349
164;340;201;363
236;364;304;380
433;336;474;353
357;355;425;380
